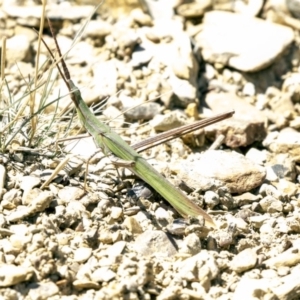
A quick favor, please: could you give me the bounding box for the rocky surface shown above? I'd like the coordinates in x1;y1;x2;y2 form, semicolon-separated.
1;0;300;299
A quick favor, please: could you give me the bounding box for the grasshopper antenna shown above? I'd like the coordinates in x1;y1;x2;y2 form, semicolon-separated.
34;18;71;92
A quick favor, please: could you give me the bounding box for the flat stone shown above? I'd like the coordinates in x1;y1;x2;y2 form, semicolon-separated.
73;247;92;263
272;266;300;299
174;150;266;194
104;241;126;257
231;248;258;273
264;247;300;268
84;19;112;38
91;267;116;282
265;128;300;162
27;282;59;300
124;102;161;121
64;136;97;158
131;46;153;68
195;11;294;72
6;35;30;65
205;92;267;147
98;228;114;244
133;230;178;257
259;196;283;213
0;264;33;287
150;110;187;132
73;279;100;290
110;206;123;220
204;191;220;208
273;179;298;198
58;186;85;203
233;277;275;300
245;148;267;165
233;192;262;207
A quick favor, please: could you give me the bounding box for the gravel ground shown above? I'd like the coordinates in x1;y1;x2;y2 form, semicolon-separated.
1;0;300;299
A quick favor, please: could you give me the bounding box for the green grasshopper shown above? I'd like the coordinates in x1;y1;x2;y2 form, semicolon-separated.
45;20;234;228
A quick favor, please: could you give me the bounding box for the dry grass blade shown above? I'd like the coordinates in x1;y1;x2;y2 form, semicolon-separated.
29;0;47;145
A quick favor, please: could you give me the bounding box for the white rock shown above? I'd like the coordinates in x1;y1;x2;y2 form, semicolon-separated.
264;247;300;268
84;20;112;38
204;191;220;208
131;48;153;68
205;92;267;147
261;269;278;279
27;282;59;300
91;267;116;282
73;247;92;263
233;192;261;207
195;11;294;72
233;277;274;300
124;102;161;121
104;241;126;257
58;186;85;203
242;82;256;96
150;110;187;132
231;248;257;273
265;166;280;181
174;150;266;194
110;206;123;220
274;179;298;198
259;196;283;213
6;35;30;65
246;148;267;165
64;136;97;158
0;264;33;287
266;128;300;162
133;230;178;257
9;234;30;252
